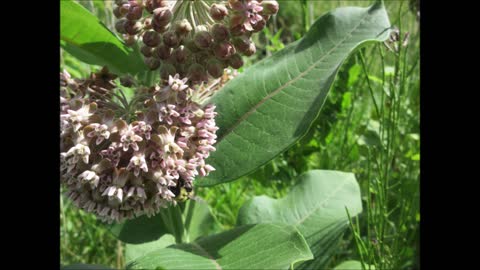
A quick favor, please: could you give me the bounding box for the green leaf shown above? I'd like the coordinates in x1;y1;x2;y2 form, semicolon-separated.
127;223;313;270
62;264;114;270
197;3;391;186
334;260;375;270
237;170;362;269
110;199;216;244
126;234;176;263
60;0;144;75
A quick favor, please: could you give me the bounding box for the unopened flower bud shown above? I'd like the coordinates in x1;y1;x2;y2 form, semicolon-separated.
145;0;168;13
210;4;228;21
175;19;193;36
163;31;180;48
211;24;230;42
154;44;172;60
160;63;176;80
145;57;160;70
261;1;279;15
232;36;252;53
243;42;256;56
228;54;244;69
174;45;190;63
124;20;142;35
214;41;236;60
194;30;213;49
143;31;161;47
126;4;143;21
188;63;208;83
141;45;154;57
230;24;247;36
113;6;127;19
153;7;172;28
207;59;225;78
152;20;169;33
252;18;266;32
115;19;127;34
123;34;137;46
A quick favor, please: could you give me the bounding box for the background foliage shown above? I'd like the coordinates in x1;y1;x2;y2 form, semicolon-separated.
60;1;420;269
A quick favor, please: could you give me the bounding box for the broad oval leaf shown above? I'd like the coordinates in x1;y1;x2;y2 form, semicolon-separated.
237;170;362;269
126;234;176;263
197;3;391;186
127;223;313;270
334;260;375;270
60;0;145;75
110;198;217;244
62;264;114;270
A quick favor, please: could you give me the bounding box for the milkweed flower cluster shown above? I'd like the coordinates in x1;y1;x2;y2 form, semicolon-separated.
113;0;278;83
60;68;222;223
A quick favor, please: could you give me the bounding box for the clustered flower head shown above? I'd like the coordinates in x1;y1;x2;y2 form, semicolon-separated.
60;67;229;223
113;0;279;84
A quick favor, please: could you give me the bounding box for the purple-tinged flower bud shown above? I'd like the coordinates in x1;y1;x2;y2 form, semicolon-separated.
251;18;266;32
145;0;168;13
210;4;228;21
123;34;137;46
261;1;279;15
153;7;172;28
174;45;190;63
214;41;236;60
115;19;127;34
113;6;127;19
188;63;208;83
145;57;160;70
228;0;243;11
194;30;213;49
163;31;180;48
124;20;142;35
229;54;244;69
152;20;169;33
160;63;176;80
154;44;172;60
207;59;225;78
142;31;161;47
184;38;201;53
243;42;256;56
230;24;247;36
174;19;193;36
211;24;230;42
232;36;252;52
126;4;143;21
141;45;154;57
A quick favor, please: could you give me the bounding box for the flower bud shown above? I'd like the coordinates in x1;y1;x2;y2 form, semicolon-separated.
142;31;161;47
115;19;127;34
145;57;160;70
228;54;244;69
113;6;127;19
210;4;228;21
152;20;169;33
126;5;143;21
143;18;153;29
163;31;180;48
174;19;193;36
243;42;256;56
251;18;266;33
124;20;142;35
145;0;168;13
232;36;252;52
174;45;190;63
211;23;230;42
194;30;213;49
141;45;154;57
123;34;137;46
207;59;225;78
154;44;172;60
160;63;176;80
153;7;172;28
188;63;208;83
261;1;279;15
230;24;247;36
214;41;236;60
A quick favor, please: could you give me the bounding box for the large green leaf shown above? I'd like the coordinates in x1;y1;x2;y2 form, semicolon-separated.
334;260;375;270
126;234;176;263
60;0;145;75
62;264;114;270
127;223;313;270
237;170;363;269
197;3;391;186
110;198;217;244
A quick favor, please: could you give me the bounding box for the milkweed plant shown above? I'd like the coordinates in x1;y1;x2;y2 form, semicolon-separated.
60;1;395;269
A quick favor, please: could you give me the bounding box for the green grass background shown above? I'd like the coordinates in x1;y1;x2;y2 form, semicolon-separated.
61;1;420;269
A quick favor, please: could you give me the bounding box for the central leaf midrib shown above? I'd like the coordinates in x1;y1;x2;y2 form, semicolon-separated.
190;242;222;270
216;11;371;143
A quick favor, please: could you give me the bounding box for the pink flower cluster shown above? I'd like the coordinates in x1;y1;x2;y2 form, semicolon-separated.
60;69;218;223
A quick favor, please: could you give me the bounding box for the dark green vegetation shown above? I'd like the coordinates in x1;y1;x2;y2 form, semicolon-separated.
61;1;419;269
